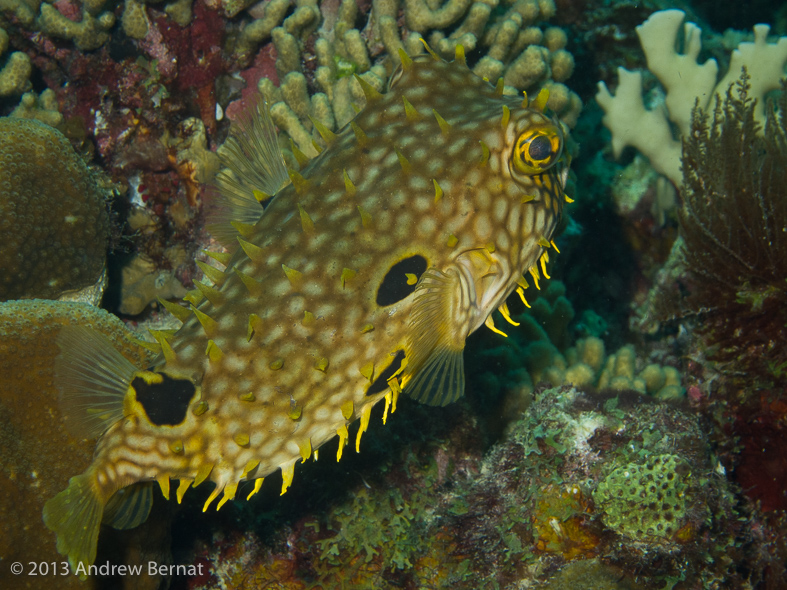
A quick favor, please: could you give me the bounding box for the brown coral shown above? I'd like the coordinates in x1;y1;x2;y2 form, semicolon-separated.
0;299;163;589
0;118;109;301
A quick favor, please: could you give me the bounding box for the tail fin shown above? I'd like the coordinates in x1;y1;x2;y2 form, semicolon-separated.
43;471;108;578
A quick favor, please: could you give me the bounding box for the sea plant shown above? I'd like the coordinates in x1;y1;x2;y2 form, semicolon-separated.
660;72;787;388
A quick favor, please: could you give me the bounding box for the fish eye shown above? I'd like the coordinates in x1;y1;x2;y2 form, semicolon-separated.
376;255;428;306
131;371;197;426
512;127;562;175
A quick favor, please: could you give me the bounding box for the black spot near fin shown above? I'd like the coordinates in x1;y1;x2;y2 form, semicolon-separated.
376;255;428;306
132;372;195;426
366;350;407;396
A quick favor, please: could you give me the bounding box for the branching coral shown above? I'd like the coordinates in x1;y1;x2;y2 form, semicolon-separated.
232;0;582;159
596;9;787;186
654;75;787;388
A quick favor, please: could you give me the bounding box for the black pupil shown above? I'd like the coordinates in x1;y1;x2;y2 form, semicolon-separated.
528;135;553;161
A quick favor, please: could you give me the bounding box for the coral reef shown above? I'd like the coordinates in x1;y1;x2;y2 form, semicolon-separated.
231;0;582;159
0;117;109;302
596;9;787;185
467;281;684;420
0;299;165;589
0;25;31;96
179;385;745;588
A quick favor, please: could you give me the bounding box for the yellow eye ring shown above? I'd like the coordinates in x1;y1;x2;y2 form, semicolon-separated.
512;127;562;175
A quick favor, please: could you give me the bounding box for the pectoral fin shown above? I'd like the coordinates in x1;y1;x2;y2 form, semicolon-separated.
102;482;153;530
402;268;467;406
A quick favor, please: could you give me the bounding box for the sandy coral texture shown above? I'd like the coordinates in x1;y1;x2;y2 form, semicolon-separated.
0;117;109;301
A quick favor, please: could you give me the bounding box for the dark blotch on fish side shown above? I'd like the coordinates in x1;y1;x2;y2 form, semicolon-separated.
376;255;428;306
133;373;196;426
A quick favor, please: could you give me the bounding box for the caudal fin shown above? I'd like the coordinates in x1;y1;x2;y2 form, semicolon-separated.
43;472;107;578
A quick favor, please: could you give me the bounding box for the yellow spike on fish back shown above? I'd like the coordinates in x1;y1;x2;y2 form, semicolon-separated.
289;138;310;168
383;390;392;424
341;399;354;420
433;109;451;135
234;268;262;295
196;260;225;285
150;330;177;363
204;250;232;266
194;280;224;306
359;361;374;382
498;302;520;326
298;203;315;234
402;96;423;122
419;37;440;60
350;121;368;147
287;169;310;195
495;77;505;97
309;116;338;146
533;87;550;111
237;237;264;263
398;47;413;70
205;339;223;363
540;251;551;279
242;459;260;478
529;266;541;289
357;205;372;228
340;267;356;289
282;264;302;287
353;74;383;101
500;105;510;129
191;306;218;336
454;44;466;66
516;286;531;308
343;169;357;196
433;179;444;202
395;147;412;175
157;297;191;322
478;140;490;167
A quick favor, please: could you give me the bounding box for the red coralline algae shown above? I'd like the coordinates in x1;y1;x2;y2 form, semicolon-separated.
153;0;227;133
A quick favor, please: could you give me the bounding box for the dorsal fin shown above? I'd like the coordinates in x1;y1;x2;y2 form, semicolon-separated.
55;326;140;439
208;97;290;248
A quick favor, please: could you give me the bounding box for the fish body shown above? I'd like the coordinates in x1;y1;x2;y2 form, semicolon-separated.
44;48;572;572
